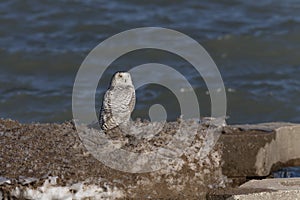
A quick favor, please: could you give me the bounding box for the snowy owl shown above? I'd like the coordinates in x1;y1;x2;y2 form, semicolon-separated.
99;72;136;133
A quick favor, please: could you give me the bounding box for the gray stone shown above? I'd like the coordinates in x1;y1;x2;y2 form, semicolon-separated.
227;178;300;200
220;123;300;177
1;119;300;199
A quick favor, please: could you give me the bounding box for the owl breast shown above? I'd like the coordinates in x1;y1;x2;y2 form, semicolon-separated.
100;85;135;131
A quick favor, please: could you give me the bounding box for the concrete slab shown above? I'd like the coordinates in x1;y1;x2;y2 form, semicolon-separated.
220;123;300;177
208;178;300;200
227;178;300;200
240;178;300;191
227;190;300;200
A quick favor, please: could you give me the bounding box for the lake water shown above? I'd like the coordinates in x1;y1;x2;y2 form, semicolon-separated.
0;1;299;123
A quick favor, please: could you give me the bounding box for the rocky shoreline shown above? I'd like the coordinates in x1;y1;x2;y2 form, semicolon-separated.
0;119;299;199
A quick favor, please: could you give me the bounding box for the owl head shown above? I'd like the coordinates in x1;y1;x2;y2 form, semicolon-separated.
110;72;133;87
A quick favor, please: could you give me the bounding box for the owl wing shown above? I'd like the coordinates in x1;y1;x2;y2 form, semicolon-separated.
99;90;113;130
128;88;136;112
100;85;135;130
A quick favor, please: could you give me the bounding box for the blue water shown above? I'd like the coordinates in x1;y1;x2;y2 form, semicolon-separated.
0;0;299;124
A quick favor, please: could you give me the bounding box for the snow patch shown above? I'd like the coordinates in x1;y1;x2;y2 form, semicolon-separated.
7;177;124;200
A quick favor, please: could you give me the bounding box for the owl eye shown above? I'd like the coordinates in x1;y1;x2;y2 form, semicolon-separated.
119;74;123;78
